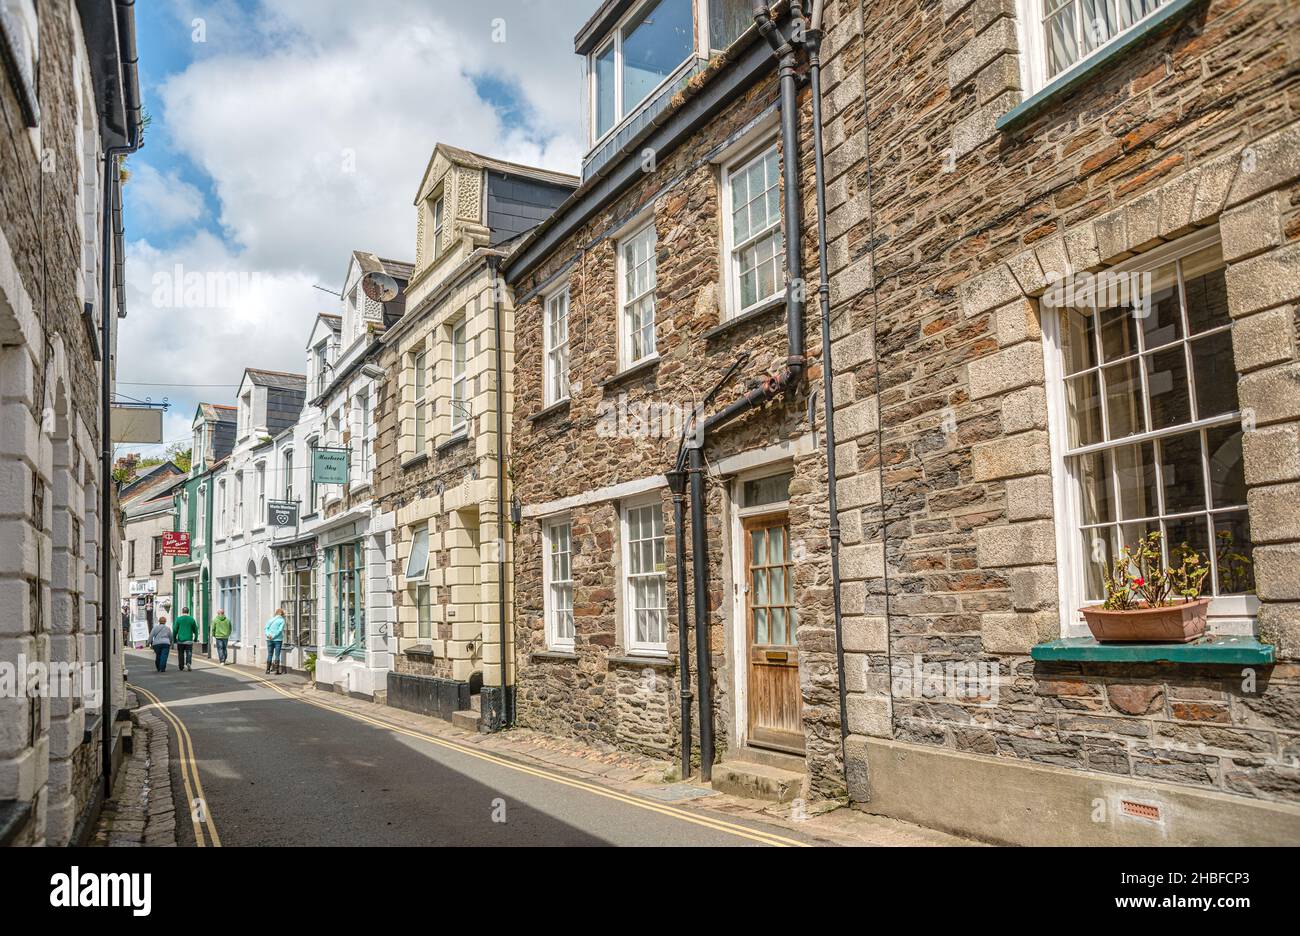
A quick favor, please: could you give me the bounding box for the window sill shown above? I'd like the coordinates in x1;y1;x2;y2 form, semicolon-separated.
528;398;571;424
703;295;785;340
401;452;429;470
609;653;674;669
599;356;660;390
436;433;469;454
996;0;1206;134
1030;635;1274;665
531;649;578;662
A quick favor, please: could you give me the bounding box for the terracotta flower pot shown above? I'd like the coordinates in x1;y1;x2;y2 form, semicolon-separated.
1081;598;1211;643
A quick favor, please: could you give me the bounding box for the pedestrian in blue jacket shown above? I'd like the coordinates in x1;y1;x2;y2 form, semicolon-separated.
265;609;286;675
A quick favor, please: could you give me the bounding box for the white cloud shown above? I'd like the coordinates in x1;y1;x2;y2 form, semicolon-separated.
127;164;206;230
118;1;592;457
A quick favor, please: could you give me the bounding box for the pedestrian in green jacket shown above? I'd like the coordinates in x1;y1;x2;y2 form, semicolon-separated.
212;610;232;665
173;608;199;671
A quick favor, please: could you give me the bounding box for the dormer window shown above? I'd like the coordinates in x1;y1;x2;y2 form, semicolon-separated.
589;0;693;144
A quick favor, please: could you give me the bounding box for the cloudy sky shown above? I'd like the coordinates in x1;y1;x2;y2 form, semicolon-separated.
119;0;591;458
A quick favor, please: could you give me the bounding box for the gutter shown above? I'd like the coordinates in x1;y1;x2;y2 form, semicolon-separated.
99;0;144;799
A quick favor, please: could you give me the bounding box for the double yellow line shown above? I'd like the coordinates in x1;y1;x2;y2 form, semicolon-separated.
232;664;809;847
132;682;222;847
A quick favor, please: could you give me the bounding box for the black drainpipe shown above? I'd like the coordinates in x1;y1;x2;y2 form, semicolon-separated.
678;0;810;783
805;1;850;757
666;468;692;780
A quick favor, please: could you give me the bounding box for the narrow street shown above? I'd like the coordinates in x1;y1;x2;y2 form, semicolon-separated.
122;651;815;847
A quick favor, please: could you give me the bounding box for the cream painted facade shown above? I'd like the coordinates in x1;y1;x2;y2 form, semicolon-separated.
376;144;575;722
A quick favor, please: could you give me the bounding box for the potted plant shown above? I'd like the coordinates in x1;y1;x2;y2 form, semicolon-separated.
1081;531;1212;643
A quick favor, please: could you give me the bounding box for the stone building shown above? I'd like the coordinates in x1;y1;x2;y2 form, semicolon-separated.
375;144;575;728
812;0;1300;844
0;0;142;844
504;0;847;796
119;461;186;637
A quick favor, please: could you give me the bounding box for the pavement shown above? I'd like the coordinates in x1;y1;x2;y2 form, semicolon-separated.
115;649;975;847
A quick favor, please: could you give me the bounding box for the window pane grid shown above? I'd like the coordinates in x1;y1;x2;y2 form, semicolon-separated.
1063;242;1251;601
546;522;574;646
625;504;666;648
621;225;657;364
545;289;571;405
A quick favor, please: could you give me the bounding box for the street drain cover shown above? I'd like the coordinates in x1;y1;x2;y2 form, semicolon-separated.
637;784;720;803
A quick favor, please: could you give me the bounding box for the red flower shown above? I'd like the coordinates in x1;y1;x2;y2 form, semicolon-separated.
1132;577;1145;586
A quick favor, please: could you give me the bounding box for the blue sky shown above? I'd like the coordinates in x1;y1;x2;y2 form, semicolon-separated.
118;0;591;459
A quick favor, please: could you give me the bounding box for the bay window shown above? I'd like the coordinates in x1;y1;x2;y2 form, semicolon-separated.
1046;233;1255;631
724;143;784;318
619;222;657;368
622;500;667;654
544;519;574;650
544;285;571;406
589;0;693;143
325;541;365;648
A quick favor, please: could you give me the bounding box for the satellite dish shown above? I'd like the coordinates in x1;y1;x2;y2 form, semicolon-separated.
361;271;400;303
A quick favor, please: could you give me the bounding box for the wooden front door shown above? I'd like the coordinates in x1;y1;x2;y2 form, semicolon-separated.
744;513;803;753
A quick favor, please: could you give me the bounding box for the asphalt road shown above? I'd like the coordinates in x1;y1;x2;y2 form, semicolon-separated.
124;650;814;847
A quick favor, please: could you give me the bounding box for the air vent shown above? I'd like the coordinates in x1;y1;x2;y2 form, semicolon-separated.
1120;799;1161;822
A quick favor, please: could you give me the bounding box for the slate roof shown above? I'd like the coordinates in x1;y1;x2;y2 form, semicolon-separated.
245;368;307;391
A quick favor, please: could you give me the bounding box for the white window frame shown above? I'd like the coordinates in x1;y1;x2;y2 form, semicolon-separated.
450;320;468;436
233;471;244;534
544;284;571;406
283;449;294;502
358;389;372;476
721;141;784;319
412;349;427;453
307;437;320;513
617;220;658;370
543;517;575;651
1015;0;1174;97
405;524;430;582
621;496;668;656
218;478;228;537
254;462;266;528
1042;228;1258;638
314;341;330;397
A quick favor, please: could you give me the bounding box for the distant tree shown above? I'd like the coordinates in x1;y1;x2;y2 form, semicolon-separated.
167;444;192;473
113;453;167;485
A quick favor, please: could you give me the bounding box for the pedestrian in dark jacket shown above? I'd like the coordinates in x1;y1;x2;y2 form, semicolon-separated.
150;616;173;672
173;607;200;671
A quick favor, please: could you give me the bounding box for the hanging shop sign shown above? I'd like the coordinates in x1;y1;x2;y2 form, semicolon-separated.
268;499;299;528
128;579;158;595
312;447;349;485
161;531;190;557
